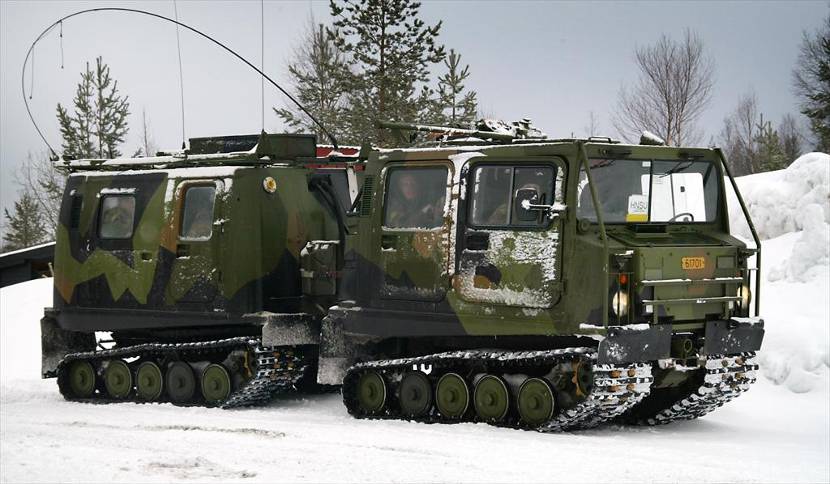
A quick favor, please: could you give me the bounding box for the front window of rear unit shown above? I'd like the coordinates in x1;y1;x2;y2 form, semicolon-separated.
383;167;448;229
180;186;216;239
577;159;720;224
99;195;136;239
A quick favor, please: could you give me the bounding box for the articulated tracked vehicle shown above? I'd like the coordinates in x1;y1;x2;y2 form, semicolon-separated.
43;122;765;431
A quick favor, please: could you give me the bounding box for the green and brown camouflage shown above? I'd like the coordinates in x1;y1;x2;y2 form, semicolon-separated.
321;126;764;382
45;132;360;359
42;122;764;406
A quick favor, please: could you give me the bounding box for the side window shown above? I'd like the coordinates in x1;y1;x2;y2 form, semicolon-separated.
69;195;83;230
383;167;448;229
469;165;556;228
99;195;136;239
180;186;216;240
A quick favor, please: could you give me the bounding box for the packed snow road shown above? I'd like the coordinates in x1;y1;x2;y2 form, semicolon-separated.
1;273;828;483
1;376;827;483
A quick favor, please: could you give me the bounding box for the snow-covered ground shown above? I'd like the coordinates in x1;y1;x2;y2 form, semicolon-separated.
1;153;828;483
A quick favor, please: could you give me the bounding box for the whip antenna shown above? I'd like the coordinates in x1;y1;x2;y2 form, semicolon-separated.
173;0;187;149
22;7;340;159
260;0;265;132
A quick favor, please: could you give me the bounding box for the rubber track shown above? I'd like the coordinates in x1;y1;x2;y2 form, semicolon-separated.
342;348;653;432
622;352;758;425
56;337;307;408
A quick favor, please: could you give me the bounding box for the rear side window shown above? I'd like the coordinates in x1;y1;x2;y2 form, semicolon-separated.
180;186;216;239
99;195;136;239
69;195;83;230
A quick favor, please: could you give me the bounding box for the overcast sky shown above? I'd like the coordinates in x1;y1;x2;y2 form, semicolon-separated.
0;0;826;221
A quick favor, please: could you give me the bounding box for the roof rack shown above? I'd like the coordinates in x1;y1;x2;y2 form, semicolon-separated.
58;132;321;172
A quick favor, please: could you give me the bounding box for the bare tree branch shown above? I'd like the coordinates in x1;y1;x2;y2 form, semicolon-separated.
613;29;714;146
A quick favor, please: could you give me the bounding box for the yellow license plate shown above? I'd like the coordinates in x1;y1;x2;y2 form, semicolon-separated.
682;257;706;270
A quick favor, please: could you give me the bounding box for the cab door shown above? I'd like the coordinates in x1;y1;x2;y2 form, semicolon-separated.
456;160;565;309
165;179;224;311
377;163;452;301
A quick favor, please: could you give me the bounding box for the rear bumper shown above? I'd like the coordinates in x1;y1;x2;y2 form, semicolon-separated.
597;318;765;364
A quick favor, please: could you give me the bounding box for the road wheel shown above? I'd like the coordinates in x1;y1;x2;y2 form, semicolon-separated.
201;364;232;405
136;362;164;401
104;360;132;399
473;374;510;423
356;370;387;415
435;373;469;419
67;360;96;398
517;377;556;427
166;361;196;404
399;372;432;418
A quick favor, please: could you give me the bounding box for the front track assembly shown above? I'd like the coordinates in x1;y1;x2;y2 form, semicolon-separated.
56;337;307;408
343;349;760;431
342;348;653;431
620;352;758;425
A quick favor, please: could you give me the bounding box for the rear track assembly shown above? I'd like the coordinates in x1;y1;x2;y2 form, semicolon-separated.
56;337;307;408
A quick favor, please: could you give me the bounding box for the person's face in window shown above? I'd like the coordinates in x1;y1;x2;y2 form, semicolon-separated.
399;173;419;201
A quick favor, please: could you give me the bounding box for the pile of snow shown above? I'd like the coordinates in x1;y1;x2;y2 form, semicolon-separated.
728;152;829;241
0;277;52;382
727;152;830;393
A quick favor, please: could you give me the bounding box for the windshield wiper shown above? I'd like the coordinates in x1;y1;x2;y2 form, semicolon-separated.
590;158;616;169
658;160;694;177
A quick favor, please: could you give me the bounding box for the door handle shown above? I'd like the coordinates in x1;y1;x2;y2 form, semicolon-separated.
381;234;397;250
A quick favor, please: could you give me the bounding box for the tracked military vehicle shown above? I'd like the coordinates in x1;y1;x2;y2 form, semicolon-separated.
325;121;765;430
42;120;764;431
42;132;362;407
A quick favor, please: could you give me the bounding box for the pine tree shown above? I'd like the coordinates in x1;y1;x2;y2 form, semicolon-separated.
2;192;49;252
779;114;804;162
425;49;478;126
755;115;787;172
793;15;830;151
275;21;352;144
57;57;130;159
15;152;65;234
329;0;445;144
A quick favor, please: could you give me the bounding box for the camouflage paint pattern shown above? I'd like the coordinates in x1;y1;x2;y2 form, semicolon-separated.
53;161;344;330
340;141;752;338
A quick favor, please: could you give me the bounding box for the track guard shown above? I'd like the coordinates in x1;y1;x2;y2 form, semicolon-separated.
41;310;95;378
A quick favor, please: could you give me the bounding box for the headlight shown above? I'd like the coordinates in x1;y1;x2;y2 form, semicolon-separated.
739;284;751;309
611;290;629;317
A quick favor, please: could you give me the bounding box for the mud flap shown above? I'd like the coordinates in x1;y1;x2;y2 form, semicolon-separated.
704;319;765;355
597;324;671;364
41;311;96;378
258;312;320;347
317;308;367;386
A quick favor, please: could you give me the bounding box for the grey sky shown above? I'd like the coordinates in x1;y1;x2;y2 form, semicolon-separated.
0;0;826;221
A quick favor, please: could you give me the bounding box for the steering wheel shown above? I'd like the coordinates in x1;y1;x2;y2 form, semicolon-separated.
668;212;695;222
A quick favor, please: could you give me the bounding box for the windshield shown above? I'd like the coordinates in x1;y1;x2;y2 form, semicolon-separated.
577;159;720;223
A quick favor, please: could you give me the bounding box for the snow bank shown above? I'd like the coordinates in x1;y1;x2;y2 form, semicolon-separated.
727;152;830;393
728;152;830;240
0;277;52;382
